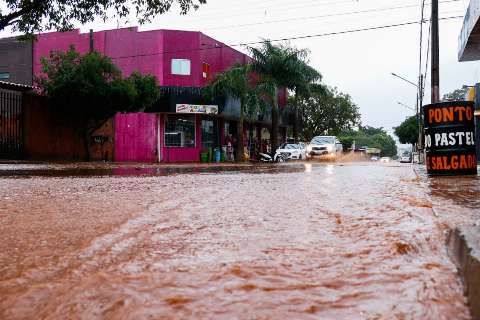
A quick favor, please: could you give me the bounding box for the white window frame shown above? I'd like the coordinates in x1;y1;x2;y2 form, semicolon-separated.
171;59;191;76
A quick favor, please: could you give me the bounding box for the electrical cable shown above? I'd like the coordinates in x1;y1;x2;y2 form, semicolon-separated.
108;15;463;60
203;0;461;31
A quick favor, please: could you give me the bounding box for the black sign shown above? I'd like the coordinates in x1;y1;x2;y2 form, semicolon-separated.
423;101;477;175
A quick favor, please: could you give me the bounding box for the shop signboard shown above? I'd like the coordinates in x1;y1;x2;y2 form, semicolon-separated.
458;0;480;61
176;104;218;114
423;101;477;175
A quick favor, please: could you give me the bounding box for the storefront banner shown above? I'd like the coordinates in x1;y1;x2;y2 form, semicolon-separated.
176;104;218;114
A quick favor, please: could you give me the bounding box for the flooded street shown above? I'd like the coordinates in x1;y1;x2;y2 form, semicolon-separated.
0;162;479;319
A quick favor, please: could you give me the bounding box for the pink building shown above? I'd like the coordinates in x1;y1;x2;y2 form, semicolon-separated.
32;27;290;162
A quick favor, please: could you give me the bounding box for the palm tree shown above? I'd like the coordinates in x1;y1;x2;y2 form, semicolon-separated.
250;41;308;153
205;63;257;162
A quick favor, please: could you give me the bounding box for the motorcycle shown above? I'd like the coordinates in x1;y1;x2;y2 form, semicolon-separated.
259;152;288;163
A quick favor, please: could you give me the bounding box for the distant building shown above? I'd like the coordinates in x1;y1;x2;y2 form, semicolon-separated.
458;1;480;162
0;37;33;85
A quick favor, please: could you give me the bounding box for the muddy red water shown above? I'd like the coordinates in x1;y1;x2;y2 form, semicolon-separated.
0;162;479;319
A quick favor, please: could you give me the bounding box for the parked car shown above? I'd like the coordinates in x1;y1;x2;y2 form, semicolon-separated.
400;155;412;163
380;157;391;163
308;136;343;158
370;156;379;161
275;143;307;160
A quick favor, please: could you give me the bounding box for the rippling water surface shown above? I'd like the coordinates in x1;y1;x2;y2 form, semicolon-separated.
0;162;478;319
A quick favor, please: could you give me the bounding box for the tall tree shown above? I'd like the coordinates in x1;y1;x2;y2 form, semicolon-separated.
37;46;160;160
250;41;305;154
205;63;262;162
290;53;321;142
0;0;206;33
394;115;419;147
296;84;360;141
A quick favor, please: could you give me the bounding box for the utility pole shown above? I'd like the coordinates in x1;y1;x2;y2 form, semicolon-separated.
89;29;94;52
431;0;440;103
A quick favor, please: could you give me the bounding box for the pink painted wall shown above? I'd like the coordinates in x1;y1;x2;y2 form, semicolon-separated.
114;113;158;162
32;27;276;163
33;27;163;82
33;28;249;90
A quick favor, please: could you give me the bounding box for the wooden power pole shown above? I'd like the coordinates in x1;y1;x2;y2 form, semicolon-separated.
431;0;440;103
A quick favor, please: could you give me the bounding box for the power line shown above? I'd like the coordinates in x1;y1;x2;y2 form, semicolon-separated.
110;15;463;60
173;0;357;24
204;0;461;31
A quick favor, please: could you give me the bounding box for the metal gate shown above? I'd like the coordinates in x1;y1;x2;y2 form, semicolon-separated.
0;89;23;159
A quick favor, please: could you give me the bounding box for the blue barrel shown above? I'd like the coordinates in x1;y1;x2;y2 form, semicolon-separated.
423;101;477;175
214;149;221;162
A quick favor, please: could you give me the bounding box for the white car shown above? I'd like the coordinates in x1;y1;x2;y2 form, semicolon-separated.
308;136;343;157
400;155;411;163
275;143;307;160
380;157;391;163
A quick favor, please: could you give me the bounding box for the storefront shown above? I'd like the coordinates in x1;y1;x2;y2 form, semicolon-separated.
114;86;294;163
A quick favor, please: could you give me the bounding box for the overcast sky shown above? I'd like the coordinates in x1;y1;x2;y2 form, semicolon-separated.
1;0;478;137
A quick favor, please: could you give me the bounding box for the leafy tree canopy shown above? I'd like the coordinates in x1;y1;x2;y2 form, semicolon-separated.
338;126;397;157
37;46;160;159
394;115;418;146
296;84;361;141
442;87;468;102
0;0;206;34
37;46;159;118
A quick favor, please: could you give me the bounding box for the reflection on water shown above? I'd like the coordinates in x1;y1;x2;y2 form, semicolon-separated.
0;162;476;319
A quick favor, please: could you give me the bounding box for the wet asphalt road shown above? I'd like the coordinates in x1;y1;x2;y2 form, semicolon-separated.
0;161;479;319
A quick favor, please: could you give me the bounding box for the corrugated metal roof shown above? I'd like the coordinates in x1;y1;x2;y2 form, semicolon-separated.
0;80;34;92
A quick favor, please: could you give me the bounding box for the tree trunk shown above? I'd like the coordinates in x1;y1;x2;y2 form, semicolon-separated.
293;91;299;142
84;128;91;162
271;89;279;156
236;104;245;162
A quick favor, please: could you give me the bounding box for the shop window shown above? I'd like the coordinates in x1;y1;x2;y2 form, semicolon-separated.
201;119;218;148
0;72;10;80
165;115;195;147
171;59;191;75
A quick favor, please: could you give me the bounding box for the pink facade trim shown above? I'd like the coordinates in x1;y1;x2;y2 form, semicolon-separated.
114;113;158;162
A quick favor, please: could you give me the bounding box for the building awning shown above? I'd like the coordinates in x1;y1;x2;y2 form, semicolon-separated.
0;80;34;92
459;0;480;61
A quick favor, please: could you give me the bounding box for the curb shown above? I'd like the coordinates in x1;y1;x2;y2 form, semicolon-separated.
447;226;480;320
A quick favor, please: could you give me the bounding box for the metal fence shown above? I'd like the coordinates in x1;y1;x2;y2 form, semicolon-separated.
0;89;23;159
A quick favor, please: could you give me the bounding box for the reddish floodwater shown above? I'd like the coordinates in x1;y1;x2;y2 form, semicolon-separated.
0;162;478;319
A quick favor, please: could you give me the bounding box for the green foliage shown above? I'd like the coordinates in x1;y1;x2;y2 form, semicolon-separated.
394;116;419;146
250;41;319;150
0;0;206;33
37;46;160;159
338;126;397;157
442;87;468;102
37;46;160;119
205;64;251;105
204;63;265;161
296;85;361;141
